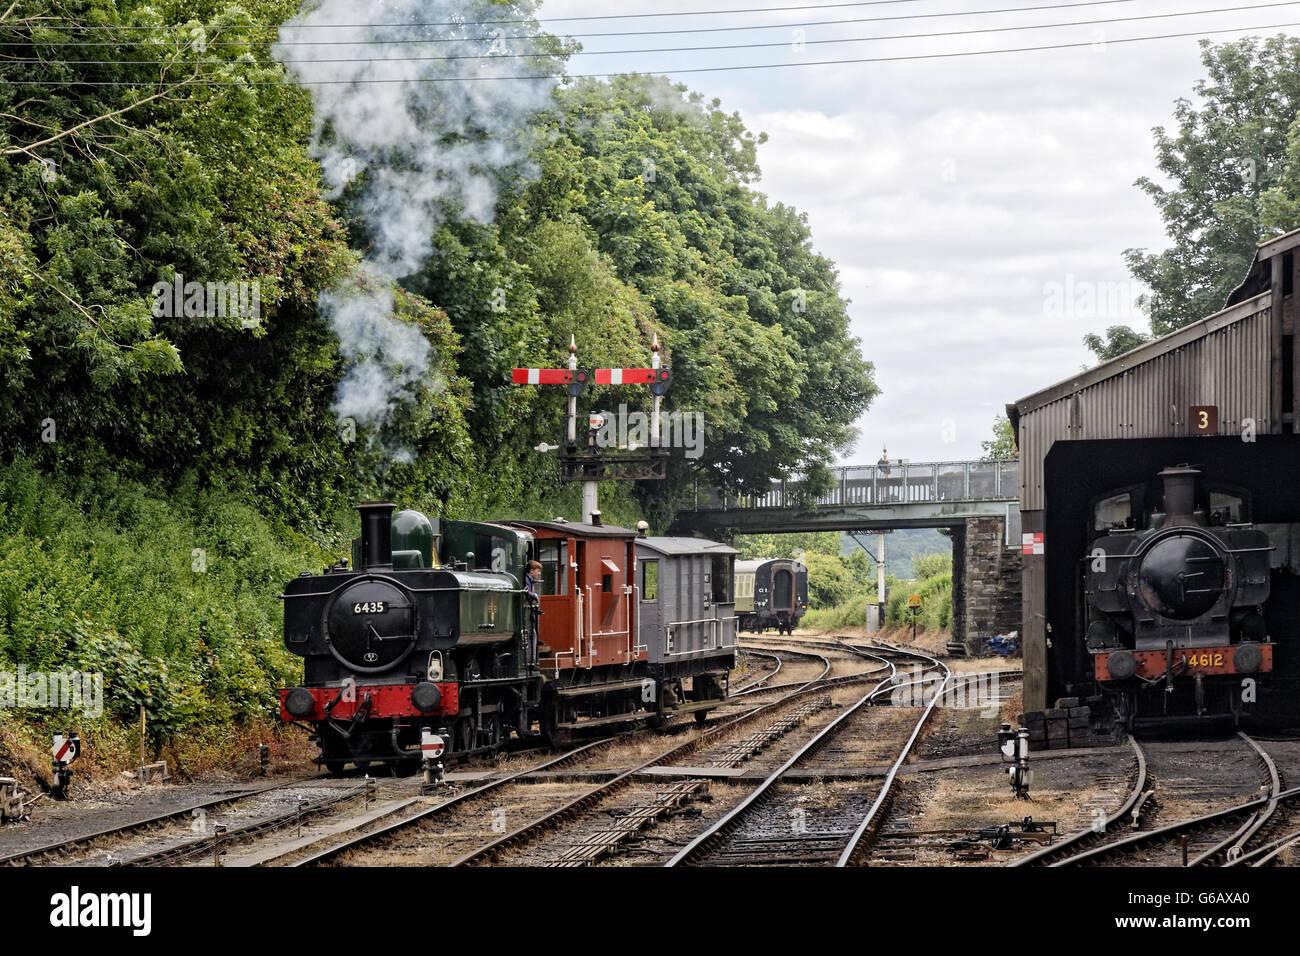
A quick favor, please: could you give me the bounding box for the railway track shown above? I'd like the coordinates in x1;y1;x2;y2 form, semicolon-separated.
730;646;831;699
1015;733;1297;867
665;644;950;867
446;646;901;867
0;775;339;867
1226;827;1300;866
731;649;783;694
111;782;382;867
290;660;861;868
1007;737;1149;867
76;648;875;868
287;736;632;866
4;639;985;869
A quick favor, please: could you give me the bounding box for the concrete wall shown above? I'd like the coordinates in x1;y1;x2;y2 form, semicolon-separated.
952;516;1022;653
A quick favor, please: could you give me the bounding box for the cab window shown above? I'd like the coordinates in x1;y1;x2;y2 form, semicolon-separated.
1209;491;1245;525
1094;492;1133;532
641;560;659;601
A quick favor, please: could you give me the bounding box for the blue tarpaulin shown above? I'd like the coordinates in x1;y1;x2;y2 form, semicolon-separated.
985;632;1019;656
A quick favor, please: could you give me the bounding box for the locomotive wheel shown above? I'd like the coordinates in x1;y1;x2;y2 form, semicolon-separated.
324;760;346;777
694;709;710;724
541;709;573;747
484;712;502;749
453;717;475;755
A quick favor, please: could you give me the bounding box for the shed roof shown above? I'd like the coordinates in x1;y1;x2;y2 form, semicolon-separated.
1010;290;1270;423
636;537;737;556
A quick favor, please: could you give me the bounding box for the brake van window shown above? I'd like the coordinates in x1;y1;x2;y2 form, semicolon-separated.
642;560;659;601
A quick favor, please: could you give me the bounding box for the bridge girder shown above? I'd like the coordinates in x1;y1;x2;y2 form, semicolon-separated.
668;499;1017;536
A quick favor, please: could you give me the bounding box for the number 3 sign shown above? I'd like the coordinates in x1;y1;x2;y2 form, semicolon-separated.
1189;405;1218;434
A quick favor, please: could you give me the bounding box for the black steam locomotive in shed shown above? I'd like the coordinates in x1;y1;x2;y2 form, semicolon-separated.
1080;463;1273;726
1012;226;1300;730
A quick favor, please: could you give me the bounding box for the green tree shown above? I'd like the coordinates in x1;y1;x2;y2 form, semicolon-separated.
801;551;856;609
1087;35;1300;362
1081;325;1151;363
732;531;843;560
912;552;952;580
0;1;360;506
979;414;1017;460
529;76;879;508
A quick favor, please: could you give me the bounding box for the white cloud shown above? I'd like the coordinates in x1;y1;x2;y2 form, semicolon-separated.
533;1;1300;462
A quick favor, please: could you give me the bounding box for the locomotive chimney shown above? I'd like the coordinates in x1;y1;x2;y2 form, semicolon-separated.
358;501;395;570
1158;466;1199;526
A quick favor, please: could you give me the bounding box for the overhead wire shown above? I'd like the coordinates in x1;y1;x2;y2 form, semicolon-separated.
0;0;1141;46
5;2;1296;66
5;19;1300;84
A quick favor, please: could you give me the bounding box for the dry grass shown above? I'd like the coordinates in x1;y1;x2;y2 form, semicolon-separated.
1000;688;1024;726
0;714;317;795
917;772;1111;831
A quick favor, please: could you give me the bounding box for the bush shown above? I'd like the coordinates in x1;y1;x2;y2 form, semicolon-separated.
800;599;870;632
885;570;952;629
0;459;330;740
801;551;857;609
912;552;952;580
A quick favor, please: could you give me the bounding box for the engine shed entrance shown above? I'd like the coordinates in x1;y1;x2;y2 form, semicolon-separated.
1011;226;1300;712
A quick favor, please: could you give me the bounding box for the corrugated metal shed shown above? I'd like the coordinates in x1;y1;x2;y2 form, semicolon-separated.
1009;226;1300;711
1012;292;1271;510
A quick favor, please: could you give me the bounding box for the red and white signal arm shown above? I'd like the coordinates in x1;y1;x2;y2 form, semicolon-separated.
421;728;445;760
512;368;574;385
52;733;80;764
1021;533;1044;556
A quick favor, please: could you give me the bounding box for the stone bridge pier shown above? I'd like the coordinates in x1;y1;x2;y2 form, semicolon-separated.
949;515;1022;653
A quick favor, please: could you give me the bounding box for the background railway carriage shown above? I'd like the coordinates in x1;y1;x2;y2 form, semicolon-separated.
635;536;739;722
734;558;808;634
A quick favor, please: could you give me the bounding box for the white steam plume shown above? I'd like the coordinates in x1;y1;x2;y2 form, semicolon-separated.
274;0;559;448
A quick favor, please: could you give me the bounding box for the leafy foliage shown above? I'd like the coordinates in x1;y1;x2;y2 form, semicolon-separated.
1087;35;1300;361
0;458;331;738
0;6;879;748
979;414;1017;461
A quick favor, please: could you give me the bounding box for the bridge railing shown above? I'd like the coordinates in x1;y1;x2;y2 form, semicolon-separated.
690;459;1019;511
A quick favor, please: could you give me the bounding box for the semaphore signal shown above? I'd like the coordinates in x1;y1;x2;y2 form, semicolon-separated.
512;336;673;521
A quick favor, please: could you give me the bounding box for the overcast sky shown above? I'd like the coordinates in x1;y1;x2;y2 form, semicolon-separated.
531;0;1300;465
